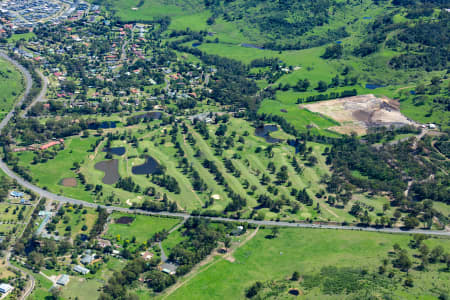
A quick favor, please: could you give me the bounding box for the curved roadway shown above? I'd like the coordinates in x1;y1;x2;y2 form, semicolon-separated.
0;52;449;237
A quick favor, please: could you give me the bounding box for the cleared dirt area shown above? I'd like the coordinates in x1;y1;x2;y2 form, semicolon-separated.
302;94;415;135
115;216;134;224
60;177;77;187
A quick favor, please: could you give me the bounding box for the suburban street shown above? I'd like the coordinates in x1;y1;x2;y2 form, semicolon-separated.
0;53;449;237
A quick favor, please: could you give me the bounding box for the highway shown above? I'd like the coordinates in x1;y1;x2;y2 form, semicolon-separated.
0;52;449;237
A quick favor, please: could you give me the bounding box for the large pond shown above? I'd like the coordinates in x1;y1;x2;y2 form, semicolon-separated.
255;125;281;143
132;156;162;175
103;147;126;156
94;159;120;184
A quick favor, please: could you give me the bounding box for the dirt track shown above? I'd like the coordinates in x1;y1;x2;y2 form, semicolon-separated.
302;94;415;135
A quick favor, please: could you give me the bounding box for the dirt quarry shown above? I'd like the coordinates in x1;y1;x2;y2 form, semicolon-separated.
302;94;415;135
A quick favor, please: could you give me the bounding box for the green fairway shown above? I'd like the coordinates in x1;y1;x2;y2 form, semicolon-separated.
165;228;450;300
0;58;25;121
105;213;181;243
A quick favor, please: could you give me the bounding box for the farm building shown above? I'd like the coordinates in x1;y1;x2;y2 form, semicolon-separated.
10;191;24;198
56;274;70;286
0;283;13;294
81;254;94;265
97;238;111;248
160;263;177;275
140;251;153;261
73;265;90;275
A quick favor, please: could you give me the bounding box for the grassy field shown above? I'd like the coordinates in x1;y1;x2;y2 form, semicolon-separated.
54;205;98;239
164;228;450;300
28;271;53;300
0;58;25;121
14;136;99;202
7;32;36;43
258;100;340;137
107;0;203;22
105;213;181;243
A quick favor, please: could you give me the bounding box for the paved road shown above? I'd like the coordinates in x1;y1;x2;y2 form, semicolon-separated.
23;69;48;116
0;53;449;237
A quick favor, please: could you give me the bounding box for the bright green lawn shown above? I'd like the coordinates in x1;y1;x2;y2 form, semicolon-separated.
105;213;181;243
258;99;340;137
0;58;25;120
7;32;36;43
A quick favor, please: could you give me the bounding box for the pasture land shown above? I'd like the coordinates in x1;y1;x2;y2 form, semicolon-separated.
164;228;450;300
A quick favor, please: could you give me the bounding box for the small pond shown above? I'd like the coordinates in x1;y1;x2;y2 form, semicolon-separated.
241;43;264;50
255;124;281;143
94;159;120;184
365;84;386;90
103;147;126;156
192;42;202;47
132;156;162;175
133;111;163;121
88;121;117;130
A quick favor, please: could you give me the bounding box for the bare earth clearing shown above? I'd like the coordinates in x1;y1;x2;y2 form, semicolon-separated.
60;177;77;187
302;94;415;135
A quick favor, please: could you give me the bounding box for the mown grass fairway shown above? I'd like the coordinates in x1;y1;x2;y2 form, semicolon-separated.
105;213;181;243
164;228;450;300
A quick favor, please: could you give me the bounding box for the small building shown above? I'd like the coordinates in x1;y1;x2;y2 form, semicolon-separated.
140;251;153;261
0;283;13;294
97;239;111;248
160;263;177;275
56;274;69;286
10;191;24;198
81;254;94;265
231;225;245;236
73;265;90;275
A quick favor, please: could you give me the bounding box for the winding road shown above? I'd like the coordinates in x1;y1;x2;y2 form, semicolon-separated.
0;52;449;237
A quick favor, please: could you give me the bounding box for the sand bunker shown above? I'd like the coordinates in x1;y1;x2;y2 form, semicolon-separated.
60;177;77;187
211;194;221;200
302;94;414;135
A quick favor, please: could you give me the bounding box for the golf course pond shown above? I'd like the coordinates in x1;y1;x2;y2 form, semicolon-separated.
132;155;161;175
255;124;281;143
94;159;120;184
103;147;126;156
